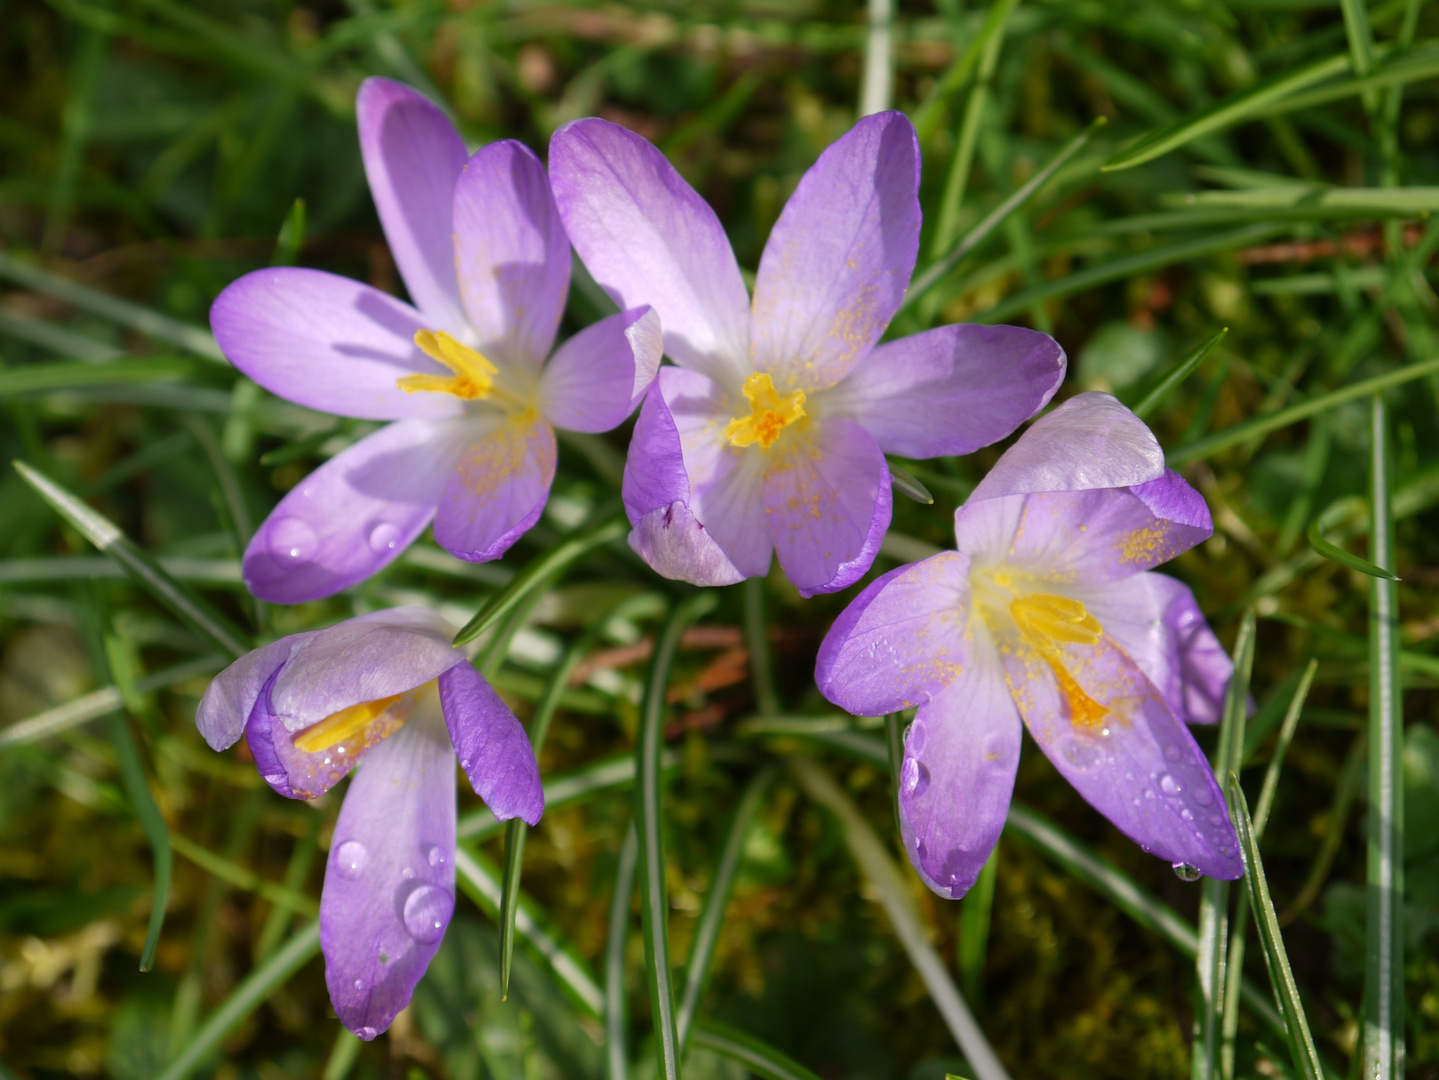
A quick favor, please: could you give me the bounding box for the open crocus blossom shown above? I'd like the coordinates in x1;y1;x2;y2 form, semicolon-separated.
196;608;543;1038
816;393;1242;897
549;113;1066;596
211;78;661;602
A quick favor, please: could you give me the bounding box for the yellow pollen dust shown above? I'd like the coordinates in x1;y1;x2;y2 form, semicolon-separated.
724;372;806;450
293;693;403;753
1010;594;1109;729
397;330;498;400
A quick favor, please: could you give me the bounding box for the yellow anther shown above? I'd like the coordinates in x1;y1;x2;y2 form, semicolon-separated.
724;372;807;450
398;330;498;400
1010;594;1108;729
293;693;404;753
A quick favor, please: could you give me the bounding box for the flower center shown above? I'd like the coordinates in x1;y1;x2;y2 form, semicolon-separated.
724;372;806;450
293;692;406;753
1009;593;1109;730
398;330;499;401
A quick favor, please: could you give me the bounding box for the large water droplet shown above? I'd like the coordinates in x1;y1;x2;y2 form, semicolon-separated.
1172;862;1203;882
901;758;930;797
1163;744;1182;762
426;844;447;868
334;840;368;880
403;884;454;944
1060;736;1103;771
368;521;401;554
1193;784;1215;807
1158;772;1182;797
906;719;928;756
269;517;316;561
356;1026;377;1041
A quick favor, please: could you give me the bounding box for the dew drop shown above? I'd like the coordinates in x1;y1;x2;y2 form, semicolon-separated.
1143;788;1156;800
426;844;447;868
1193;785;1215;807
901;758;930;797
1158;772;1182;797
1060;736;1103;771
334;840;368;880
403;884;454;944
1180;808;1194;822
401;866;415;881
1172;862;1203;882
906;719;928;756
368;521;402;554
353;978;364;991
356;1026;377;1042
1163;744;1182;763
269;517;316;561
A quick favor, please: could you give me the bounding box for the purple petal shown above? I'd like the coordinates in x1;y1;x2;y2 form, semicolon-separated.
628;501;746;587
540;306;661;433
815;551;972;717
356;78;468;333
549;118;751;388
1152;573;1232;725
993;622;1242;879
438;661;543;826
825;324;1065;458
968;391;1165;502
751;111;920;391
244;419;458;603
322;696;457;1040
899;631;1020;899
210;269;464;422
432;416;557;562
763;418;892;597
196;637;302;751
452;140;570;370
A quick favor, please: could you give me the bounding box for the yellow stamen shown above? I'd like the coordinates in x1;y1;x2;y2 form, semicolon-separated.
293;693;403;753
398;330;498;400
1010;594;1109;729
723;372;807;450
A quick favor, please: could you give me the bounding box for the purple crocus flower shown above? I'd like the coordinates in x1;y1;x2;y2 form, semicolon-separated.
196;607;542;1038
816;393;1241;896
211;79;661;603
548;113;1066;596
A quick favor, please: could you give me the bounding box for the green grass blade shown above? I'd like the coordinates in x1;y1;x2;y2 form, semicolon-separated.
606;823;640;1080
272;197;306;266
1162;185;1439;213
858;0;894;115
0;357;196;396
154;920;321;1080
1252;659;1318;841
788;757;1012;1080
320;1028;361;1080
170;834;318;916
690;1019;824;1080
103;701;172;971
676;766;776;1051
498;818;527;1001
910;0;1013;140
1131;328;1229;419
255;820;320;961
958;844;998;1007
889;463;935;505
744;577;781;717
1229;778;1325;1080
1307;517;1400;579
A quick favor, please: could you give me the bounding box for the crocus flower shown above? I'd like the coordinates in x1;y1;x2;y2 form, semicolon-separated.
196;607;542;1038
211;78;661;602
816;393;1241;896
548;113;1065;596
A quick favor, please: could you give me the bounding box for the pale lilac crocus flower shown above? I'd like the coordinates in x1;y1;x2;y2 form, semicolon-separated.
211;79;661;603
197;607;542;1038
548;112;1065;596
816;393;1241;896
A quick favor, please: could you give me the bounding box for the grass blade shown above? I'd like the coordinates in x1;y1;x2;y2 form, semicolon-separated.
606;823;640;1080
170;835;318;916
103;701;172;971
1252;659;1318;841
1131;328;1229;419
0;357;196;396
857;0;893;115
890;463;935;505
272;197;306;266
498;820;527;1001
690;1019;824;1080
958;845;999;1007
1307;517;1399;580
744;577;781;717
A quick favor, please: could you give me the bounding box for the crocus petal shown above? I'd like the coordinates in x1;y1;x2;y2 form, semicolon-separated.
244;419;458;603
954;473;1212;584
356;77;468;334
750;111;920;391
823;324;1065;458
322;695;457;1040
211;269;464;422
815;551;972;717
995;626;1242;880
196;637;303;751
438;661;543;826
540;306;661;432
452;140;571;370
763;418;892;597
432;415;557;562
968;391;1166;502
549;118;751;388
899;630;1021;899
1154;573;1233;725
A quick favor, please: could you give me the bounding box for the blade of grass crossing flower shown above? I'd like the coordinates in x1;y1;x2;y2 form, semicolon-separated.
1229;779;1326;1080
788;757;1012;1080
607;823;640;1080
1132;328;1229;419
744;577;781;717
637;593;716;1080
13;461;248;657
154;920;321;1080
1365;394;1405;1080
690;1019;824;1080
676;766;776;1051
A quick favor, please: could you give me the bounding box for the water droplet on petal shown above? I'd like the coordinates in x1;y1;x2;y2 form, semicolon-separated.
353;978;364;991
1180;808;1194;822
270;517;316;561
1193;785;1215;807
356;1026;377;1041
901;758;930;797
368;521;401;554
1163;744;1182;762
334;840;368;880
906;719;928;756
1060;737;1103;771
1158;772;1182;796
426;845;447;868
1172;862;1203;882
401;866;414;881
403;884;454;944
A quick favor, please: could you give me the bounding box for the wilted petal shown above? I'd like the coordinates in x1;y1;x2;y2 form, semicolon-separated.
357;78;468;334
825;324;1064;458
540;306;661;432
899;630;1020;899
763;418;891;597
244;419;459;603
751;111;920;391
815;551;972;717
433;414;557;562
968;391;1165;502
211;269;464;422
549;118;751;388
322;694;457;1040
453;140;571;370
438;661;543;826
